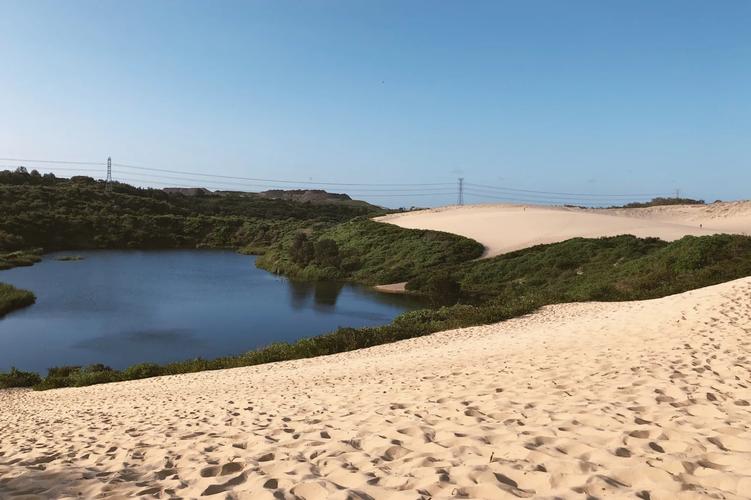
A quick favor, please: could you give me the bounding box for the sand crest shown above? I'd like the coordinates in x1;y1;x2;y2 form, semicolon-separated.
2;277;750;498
376;202;751;257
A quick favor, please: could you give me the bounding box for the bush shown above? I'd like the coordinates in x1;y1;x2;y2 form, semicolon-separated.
314;238;341;268
289;232;315;265
420;273;461;305
0;367;42;388
121;363;163;380
0;283;36;317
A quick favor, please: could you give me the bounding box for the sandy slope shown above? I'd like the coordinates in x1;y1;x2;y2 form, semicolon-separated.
376;202;751;257
2;278;750;499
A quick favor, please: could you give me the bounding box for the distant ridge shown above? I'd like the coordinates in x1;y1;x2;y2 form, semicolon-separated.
257;189;351;203
162;187;210;196
160;186;381;209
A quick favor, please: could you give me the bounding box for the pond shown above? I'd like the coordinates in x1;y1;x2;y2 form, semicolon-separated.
0;250;424;373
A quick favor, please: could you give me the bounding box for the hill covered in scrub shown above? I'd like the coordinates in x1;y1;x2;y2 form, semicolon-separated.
0;168;381;252
256;218;485;284
406;233;751;303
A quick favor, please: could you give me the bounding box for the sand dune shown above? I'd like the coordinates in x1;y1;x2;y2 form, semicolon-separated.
376;202;751;257
2;277;750;499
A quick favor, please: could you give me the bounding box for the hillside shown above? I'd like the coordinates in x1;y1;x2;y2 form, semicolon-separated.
0;169;381;252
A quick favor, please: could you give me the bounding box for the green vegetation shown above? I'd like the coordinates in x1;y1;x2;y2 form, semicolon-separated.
614;197;705;209
5;233;750;391
0;250;39;316
408;234;751;302
0;283;36;317
0;168;381;253
0;367;42;389
0;250;41;270
257;218;484;284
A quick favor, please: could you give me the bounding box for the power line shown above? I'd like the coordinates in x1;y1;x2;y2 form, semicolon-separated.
465;186;658;202
113;176;456;197
0;157;104;166
112;161;454;187
0;156;678;202
0;165;104;173
106;170;458;192
463;190;639;206
0;156;455;188
464;182;670;198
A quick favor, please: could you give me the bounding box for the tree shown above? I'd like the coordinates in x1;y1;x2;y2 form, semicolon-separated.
314;238;340;268
424;273;461;305
290;233;314;266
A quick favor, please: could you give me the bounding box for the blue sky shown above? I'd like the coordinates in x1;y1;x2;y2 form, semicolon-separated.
1;1;748;207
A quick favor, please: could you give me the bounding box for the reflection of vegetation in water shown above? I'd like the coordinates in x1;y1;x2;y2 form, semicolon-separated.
287;280;345;308
55;255;84;261
8;233;751;390
313;281;344;307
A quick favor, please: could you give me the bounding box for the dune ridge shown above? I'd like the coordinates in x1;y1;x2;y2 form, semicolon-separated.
376;202;751;257
2;277;750;499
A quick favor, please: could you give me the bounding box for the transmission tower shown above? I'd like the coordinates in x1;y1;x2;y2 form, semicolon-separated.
105;157;112;192
457;177;464;205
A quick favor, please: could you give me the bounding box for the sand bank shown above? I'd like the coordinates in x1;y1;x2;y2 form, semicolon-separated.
2;277;750;498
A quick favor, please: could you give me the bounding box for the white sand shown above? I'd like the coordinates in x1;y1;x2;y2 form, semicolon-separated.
2;277;750;499
376;202;751;257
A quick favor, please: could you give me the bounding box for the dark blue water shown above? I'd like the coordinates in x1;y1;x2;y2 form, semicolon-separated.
0;250;424;373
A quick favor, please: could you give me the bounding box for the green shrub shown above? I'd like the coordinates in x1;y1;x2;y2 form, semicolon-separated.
0;250;42;270
121;363;163;380
314;238;341;268
0;283;36;317
0;367;42;388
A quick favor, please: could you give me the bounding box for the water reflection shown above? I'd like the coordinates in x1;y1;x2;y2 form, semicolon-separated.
0;250;425;373
287;280;345;309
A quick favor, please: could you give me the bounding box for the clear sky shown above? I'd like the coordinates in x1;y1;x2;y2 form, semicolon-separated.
1;1;749;207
